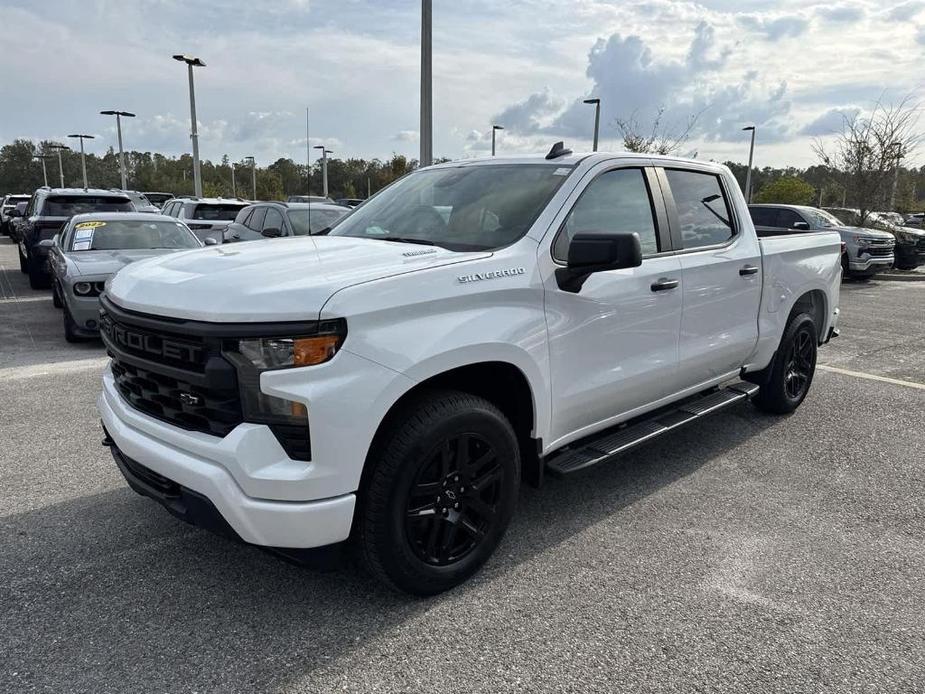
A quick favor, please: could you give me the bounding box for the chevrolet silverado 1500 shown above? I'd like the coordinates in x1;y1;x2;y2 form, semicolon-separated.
98;148;841;594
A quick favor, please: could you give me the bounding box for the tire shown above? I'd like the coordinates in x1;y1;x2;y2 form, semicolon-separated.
356;390;520;595
18;246;27;273
52;282;63;308
63;305;83;343
753;313;818;415
27;255;50;290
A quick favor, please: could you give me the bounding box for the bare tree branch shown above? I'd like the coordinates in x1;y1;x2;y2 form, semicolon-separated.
613;107;704;156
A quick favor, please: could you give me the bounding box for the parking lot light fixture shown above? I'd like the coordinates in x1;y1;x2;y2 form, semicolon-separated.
67;134;95;190
491;125;504;157
33;156;49;187
48;144;70;187
100;110;136;190
583;98;601;151
314;145;333;198
742;126;756;203
173;54;206;197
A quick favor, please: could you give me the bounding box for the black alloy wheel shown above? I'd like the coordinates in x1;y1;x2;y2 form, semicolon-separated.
783;327;814;401
404;433;504;567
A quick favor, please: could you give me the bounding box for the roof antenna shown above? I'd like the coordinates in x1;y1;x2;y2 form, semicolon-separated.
545;141;572;160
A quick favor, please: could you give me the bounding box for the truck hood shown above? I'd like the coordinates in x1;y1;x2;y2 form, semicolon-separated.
106;235;490;322
70;249;184;277
836;225;895;240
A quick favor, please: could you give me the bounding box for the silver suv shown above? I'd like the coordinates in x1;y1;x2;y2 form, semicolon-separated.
160;196;250;243
749;204;894;280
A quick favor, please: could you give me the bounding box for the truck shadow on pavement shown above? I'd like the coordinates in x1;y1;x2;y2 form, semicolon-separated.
0;404;779;693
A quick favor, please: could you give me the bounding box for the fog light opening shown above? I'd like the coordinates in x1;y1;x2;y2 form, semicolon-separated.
85;319;98;329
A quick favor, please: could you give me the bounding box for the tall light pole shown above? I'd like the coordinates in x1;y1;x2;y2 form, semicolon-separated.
306;107;311;194
173;54;206;197
68;134;95;190
230;160;236;197
314;146;332;198
889;141;904;211
245;156;257;200
491;125;504;156
742;126;756;203
420;0;433;168
49;144;69;187
33;156;49;187
583;98;601;151
100;110;136;190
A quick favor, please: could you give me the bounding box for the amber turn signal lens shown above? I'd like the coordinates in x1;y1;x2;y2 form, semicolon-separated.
293;335;341;366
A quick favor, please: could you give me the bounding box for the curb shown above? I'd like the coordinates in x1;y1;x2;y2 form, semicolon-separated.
873;272;925;282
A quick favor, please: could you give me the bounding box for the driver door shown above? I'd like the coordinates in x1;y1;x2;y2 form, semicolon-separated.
541;164;682;447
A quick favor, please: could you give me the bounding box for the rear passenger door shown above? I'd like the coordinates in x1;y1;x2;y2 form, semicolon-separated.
657;167;762;389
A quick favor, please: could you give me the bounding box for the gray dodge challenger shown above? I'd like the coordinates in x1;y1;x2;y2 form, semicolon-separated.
46;212;204;341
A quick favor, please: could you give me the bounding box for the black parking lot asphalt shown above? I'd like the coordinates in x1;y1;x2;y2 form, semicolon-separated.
1;237;923;693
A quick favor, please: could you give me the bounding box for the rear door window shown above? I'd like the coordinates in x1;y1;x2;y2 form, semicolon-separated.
664;169;735;249
748;207;779;227
262;208;284;233
191;204;244;221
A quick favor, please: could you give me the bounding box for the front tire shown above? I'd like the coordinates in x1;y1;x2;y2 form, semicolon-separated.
63;305;83;343
357;390;520;595
753;313;818;415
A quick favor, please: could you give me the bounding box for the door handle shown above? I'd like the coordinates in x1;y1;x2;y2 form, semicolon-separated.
739;265;759;276
650;277;679;292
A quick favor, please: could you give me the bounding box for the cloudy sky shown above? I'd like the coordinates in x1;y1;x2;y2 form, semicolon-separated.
4;0;924;168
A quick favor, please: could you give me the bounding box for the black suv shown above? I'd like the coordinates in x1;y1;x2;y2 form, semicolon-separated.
13;187;134;288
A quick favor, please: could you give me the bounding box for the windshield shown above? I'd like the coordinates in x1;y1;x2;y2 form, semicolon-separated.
192;203;245;221
803;208;844;228
42;196;133;216
288;208;348;235
329;164;572;251
68;219;201;251
4;196;30;208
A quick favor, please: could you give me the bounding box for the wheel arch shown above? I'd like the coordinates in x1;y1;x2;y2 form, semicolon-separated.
360;359;545;494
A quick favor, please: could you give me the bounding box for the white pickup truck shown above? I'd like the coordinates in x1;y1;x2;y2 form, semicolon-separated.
97;147;841;594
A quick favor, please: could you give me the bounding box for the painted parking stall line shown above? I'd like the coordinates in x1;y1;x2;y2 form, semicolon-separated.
817;364;925;391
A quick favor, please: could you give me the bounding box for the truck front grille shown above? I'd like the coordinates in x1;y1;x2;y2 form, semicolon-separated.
100;304;243;437
866;246;894;257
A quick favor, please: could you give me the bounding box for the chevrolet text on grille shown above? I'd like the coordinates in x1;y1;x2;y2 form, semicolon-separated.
457;267;526;283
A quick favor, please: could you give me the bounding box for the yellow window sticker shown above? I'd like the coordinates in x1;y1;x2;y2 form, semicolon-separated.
75;221;107;229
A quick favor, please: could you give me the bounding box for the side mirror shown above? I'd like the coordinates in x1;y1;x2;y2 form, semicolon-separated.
7;207;22;218
262;227;282;238
37;239;55;249
792;221;810;231
204;237;218;246
556;232;643;293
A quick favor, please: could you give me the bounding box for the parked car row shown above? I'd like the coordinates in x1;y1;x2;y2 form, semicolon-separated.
749;204;925;277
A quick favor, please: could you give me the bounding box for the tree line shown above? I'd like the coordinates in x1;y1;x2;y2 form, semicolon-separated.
0;138;417;201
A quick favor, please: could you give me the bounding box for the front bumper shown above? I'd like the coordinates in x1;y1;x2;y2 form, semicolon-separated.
849;255;894;272
67;294;104;335
98;372;356;548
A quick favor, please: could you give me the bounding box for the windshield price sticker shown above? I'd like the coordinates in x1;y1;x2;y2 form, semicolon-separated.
75;221;107;230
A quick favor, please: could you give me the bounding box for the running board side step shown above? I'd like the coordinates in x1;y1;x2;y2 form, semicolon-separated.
545;381;760;476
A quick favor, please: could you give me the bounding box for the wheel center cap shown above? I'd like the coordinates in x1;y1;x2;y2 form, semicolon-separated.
445;490;457;501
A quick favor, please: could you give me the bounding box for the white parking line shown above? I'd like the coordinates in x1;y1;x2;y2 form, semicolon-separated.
1;357;110;381
818;364;925;391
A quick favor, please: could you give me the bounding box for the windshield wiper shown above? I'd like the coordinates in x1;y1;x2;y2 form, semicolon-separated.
374;236;438;246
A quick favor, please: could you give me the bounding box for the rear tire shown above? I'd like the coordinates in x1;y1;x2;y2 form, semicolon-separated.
18;247;27;273
52;282;63;308
356;390;520;595
753;313;818;415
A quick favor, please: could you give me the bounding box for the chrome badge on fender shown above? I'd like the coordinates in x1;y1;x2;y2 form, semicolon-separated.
457;267;526;283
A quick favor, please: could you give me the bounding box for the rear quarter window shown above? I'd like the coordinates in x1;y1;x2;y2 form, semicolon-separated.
665;169;735;249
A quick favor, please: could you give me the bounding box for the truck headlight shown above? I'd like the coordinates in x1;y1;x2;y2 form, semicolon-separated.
854;236;871;247
222;319;347;425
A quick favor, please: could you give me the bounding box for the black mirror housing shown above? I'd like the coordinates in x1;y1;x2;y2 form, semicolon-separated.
567;232;643;271
556;232;643;293
792;221;810;231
